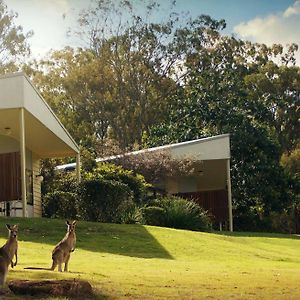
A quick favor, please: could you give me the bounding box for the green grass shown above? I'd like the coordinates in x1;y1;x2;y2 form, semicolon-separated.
0;217;300;299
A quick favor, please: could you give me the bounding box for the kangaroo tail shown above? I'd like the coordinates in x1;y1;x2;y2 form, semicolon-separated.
24;267;52;270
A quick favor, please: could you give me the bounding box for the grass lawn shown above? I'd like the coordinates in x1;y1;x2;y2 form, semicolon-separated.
0;217;300;299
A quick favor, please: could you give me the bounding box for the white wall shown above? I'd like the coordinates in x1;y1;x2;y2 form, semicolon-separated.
164;159;227;194
0;135;32;169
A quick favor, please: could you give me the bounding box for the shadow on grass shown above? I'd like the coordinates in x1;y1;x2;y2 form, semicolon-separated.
212;230;300;240
0;217;173;260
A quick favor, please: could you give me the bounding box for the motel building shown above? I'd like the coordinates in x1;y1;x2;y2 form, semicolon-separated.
0;72;80;218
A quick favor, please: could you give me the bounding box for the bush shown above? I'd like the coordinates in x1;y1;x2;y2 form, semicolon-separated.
142;196;212;231
141;206;166;226
117;202;143;224
42;191;77;219
76;178;133;222
84;163;150;203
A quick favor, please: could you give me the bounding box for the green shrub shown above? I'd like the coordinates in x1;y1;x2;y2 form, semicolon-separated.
84;163;150;203
141;206;166;226
117;202;143;224
76;178;133;222
42;191;77;219
143;196;212;231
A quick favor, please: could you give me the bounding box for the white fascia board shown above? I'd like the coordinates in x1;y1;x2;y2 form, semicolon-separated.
0;73;24;109
57;134;230;170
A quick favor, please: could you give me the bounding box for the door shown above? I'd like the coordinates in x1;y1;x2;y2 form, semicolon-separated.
0;152;21;202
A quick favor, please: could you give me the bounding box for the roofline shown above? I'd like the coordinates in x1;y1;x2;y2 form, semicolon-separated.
0;72;25;80
23;73;80;153
56;134;230;170
1;72;80;153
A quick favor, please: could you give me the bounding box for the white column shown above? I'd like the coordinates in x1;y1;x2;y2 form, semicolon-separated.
227;159;233;232
19;108;27;218
76;153;81;183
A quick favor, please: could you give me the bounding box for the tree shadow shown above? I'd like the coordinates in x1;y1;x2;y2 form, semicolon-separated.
212;230;300;240
0;217;173;260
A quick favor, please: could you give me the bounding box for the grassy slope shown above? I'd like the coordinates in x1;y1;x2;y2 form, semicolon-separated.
0;218;300;299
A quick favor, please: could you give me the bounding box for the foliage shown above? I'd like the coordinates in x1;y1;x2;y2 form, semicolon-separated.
117;202;143;224
76;178;133;222
40;161;150;223
146;33;299;228
42;191;77;219
110;149;199;185
142;196;212;231
0;0;32;73
141;206;166;226
281;145;300;181
20;0;299;232
84;163;150;203
27;2;227;153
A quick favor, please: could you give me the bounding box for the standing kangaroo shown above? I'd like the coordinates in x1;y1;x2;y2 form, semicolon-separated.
25;220;76;272
0;224;18;286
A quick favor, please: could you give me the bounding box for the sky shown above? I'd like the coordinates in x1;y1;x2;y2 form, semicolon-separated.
5;0;300;63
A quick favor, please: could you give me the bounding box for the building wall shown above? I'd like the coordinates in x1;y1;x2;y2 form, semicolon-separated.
0;135;19;154
165;159;227;194
0;135;42;217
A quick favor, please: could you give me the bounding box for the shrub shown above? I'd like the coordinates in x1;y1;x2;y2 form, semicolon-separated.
76;178;133;222
42;191;77;219
117;202;143;224
141;206;166;226
142;196;212;231
84;163;150;203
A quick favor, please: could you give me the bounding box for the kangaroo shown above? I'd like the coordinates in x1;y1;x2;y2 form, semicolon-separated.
25;220;76;272
0;224;18;286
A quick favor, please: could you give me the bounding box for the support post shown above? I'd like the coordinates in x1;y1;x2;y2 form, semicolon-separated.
19;108;27;218
76;153;81;183
227;159;233;232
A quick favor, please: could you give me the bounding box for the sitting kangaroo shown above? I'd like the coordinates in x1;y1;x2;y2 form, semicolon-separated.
0;224;18;286
25;220;76;272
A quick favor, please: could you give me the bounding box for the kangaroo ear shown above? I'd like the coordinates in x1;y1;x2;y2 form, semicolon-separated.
72;221;77;226
6;224;11;230
66;220;70;226
14;225;19;230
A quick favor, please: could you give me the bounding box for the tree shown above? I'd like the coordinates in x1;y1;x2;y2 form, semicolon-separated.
146;32;297;230
106;149;198;186
0;0;32;73
31;2;227;153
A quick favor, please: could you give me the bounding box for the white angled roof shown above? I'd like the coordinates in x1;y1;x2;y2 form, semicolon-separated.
57;134;230;170
0;72;79;158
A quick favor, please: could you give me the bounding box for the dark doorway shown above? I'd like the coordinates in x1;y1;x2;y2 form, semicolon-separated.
0;152;21;203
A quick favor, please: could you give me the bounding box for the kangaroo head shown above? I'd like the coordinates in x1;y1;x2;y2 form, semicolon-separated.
6;224;18;239
66;220;76;233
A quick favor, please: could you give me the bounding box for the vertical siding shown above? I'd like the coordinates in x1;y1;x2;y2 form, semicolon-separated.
0;152;21;201
32;154;42;217
178;190;229;223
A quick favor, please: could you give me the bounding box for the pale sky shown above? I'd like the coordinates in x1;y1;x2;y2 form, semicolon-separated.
5;0;300;63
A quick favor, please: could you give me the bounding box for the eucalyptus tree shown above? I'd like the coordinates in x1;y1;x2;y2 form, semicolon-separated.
146;33;298;229
0;0;32;73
